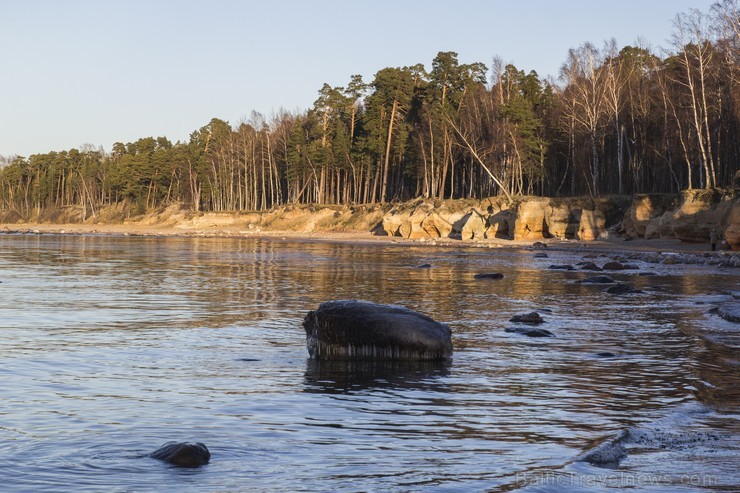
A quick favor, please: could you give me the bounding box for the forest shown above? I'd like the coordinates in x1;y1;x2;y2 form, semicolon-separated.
1;1;738;219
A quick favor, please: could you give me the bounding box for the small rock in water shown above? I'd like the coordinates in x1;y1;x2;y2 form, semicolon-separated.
578;261;603;271
717;302;740;323
150;442;210;467
578;275;617;284
533;252;549;259
531;241;548;249
415;263;432;269
548;264;575;271
505;327;554;337
638;272;657;276
509;312;545;324
474;272;504;280
602;261;628;270
596;352;617;358
604;283;642;295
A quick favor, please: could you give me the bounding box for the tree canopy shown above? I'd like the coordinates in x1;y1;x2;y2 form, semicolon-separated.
2;1;738;218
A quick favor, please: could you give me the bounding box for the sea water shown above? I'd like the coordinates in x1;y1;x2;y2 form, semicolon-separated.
0;234;737;492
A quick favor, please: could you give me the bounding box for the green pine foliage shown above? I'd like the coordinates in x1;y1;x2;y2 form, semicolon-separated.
1;2;738;216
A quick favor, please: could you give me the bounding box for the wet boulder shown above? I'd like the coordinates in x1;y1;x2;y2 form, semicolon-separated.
509;312;545;324
604;283;643;295
150;442;210;468
718;302;740;323
505;327;554;337
548;264;575;271
578;275;617;284
577;261;602;271
474;272;504;280
303;300;453;360
602;261;637;271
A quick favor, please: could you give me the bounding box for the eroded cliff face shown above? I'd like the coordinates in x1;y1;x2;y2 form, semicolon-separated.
2;189;738;249
380;195;632;242
620;190;739;248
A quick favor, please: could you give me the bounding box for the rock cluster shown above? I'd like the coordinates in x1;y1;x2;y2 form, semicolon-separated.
375;189;738;250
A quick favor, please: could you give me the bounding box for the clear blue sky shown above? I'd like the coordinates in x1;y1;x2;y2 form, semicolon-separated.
0;0;717;157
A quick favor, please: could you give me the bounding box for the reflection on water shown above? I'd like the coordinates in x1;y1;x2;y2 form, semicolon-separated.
304;359;452;394
0;234;737;492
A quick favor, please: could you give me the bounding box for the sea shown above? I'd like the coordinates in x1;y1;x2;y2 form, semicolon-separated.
0;233;738;492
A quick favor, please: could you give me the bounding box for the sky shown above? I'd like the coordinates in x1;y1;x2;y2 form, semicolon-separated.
0;0;719;158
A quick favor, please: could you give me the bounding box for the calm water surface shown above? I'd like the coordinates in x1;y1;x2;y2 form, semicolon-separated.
0;234;738;492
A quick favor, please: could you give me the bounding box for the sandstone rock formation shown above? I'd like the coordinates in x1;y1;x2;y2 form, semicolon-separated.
725;200;740;250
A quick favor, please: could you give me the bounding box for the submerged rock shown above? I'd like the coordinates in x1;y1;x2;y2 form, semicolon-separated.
150;442;210;468
604;283;643;295
578;275;617;284
533;252;549;259
602;261;638;271
474;272;504;280
303;300;453;360
505;327;554;337
578;431;629;468
596;352;617;358
548;264;575;271
509;312;545;324
717;302;740;323
415;263;432;269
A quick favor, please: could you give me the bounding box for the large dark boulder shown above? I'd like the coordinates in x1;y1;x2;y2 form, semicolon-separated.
150;442;210;467
303;300;453;360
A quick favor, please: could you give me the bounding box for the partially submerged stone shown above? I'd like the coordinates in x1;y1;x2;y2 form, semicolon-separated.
604;283;643;295
150;442;210;468
505;327;554;337
509;312;545;324
578;261;603;271
602;261;630;270
474;272;504;280
717;302;740;323
578;275;617;284
303;300;453;360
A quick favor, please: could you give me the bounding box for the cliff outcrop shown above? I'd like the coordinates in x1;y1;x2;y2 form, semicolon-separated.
2;189;737;249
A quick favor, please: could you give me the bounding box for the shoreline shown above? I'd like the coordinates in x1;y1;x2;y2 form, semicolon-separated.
0;221;727;256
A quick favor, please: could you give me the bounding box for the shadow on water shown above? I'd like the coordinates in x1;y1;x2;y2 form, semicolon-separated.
303;358;451;394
